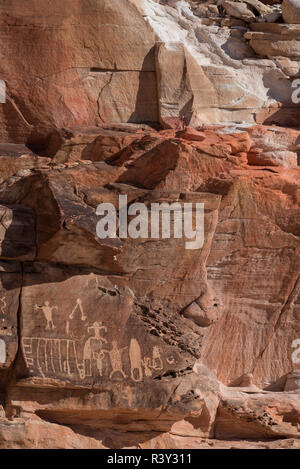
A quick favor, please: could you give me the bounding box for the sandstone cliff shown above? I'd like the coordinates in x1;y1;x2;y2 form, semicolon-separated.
0;0;299;449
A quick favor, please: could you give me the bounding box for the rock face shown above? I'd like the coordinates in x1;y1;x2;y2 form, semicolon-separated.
283;0;300;24
1;0;300;141
0;0;299;450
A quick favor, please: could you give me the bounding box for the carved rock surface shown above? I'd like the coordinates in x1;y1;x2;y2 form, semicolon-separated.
0;123;298;448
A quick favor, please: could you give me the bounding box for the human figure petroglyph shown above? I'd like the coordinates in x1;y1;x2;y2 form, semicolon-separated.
83;322;107;377
151;346;163;370
34;301;57;330
143;347;163;376
87;321;107;340
0;297;6;315
102;341;128;380
93;350;105;377
129;340;163;381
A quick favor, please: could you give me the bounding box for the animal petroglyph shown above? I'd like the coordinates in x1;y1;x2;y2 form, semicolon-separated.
0;338;6;364
34;302;57;330
0;297;6;315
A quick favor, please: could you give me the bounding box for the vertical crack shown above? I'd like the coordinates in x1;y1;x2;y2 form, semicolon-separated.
3;262;24;413
97;72;114;123
251;272;300;375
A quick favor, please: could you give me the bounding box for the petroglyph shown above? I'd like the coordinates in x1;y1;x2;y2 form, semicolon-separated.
151;347;163;370
102;341;128;380
167;356;175;364
130;338;143;382
0;297;6;315
22;327;165;382
120;386;134;407
83;322;107;378
66;298;87;334
34;302;57;330
22;337;82;378
70;299;86;321
0;338;6;364
130;339;164;381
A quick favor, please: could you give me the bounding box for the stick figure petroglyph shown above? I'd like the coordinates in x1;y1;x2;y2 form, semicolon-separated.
129;340;164;381
34;301;57;330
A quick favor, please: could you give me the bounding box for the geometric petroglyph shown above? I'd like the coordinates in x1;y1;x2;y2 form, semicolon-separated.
0;297;6;315
66;298;87;335
0;338;6;364
129;339;163;382
22;337;83;378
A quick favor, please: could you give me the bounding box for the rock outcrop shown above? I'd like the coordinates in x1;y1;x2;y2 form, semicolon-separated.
0;0;299;450
1;0;300;141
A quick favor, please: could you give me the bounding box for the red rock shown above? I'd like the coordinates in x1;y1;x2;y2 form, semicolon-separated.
0;0;299;450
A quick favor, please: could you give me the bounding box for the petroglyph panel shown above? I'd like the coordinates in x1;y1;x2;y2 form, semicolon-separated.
20;264;187;386
0;261;21;368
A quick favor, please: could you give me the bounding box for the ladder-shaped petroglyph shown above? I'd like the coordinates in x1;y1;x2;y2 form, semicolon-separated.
34;301;57;330
22;337;84;378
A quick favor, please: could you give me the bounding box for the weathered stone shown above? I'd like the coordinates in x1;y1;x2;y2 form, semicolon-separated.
0;0;299;450
285;371;300;392
0;261;21;371
283;0;300;24
222;1;256;22
0;205;36;260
